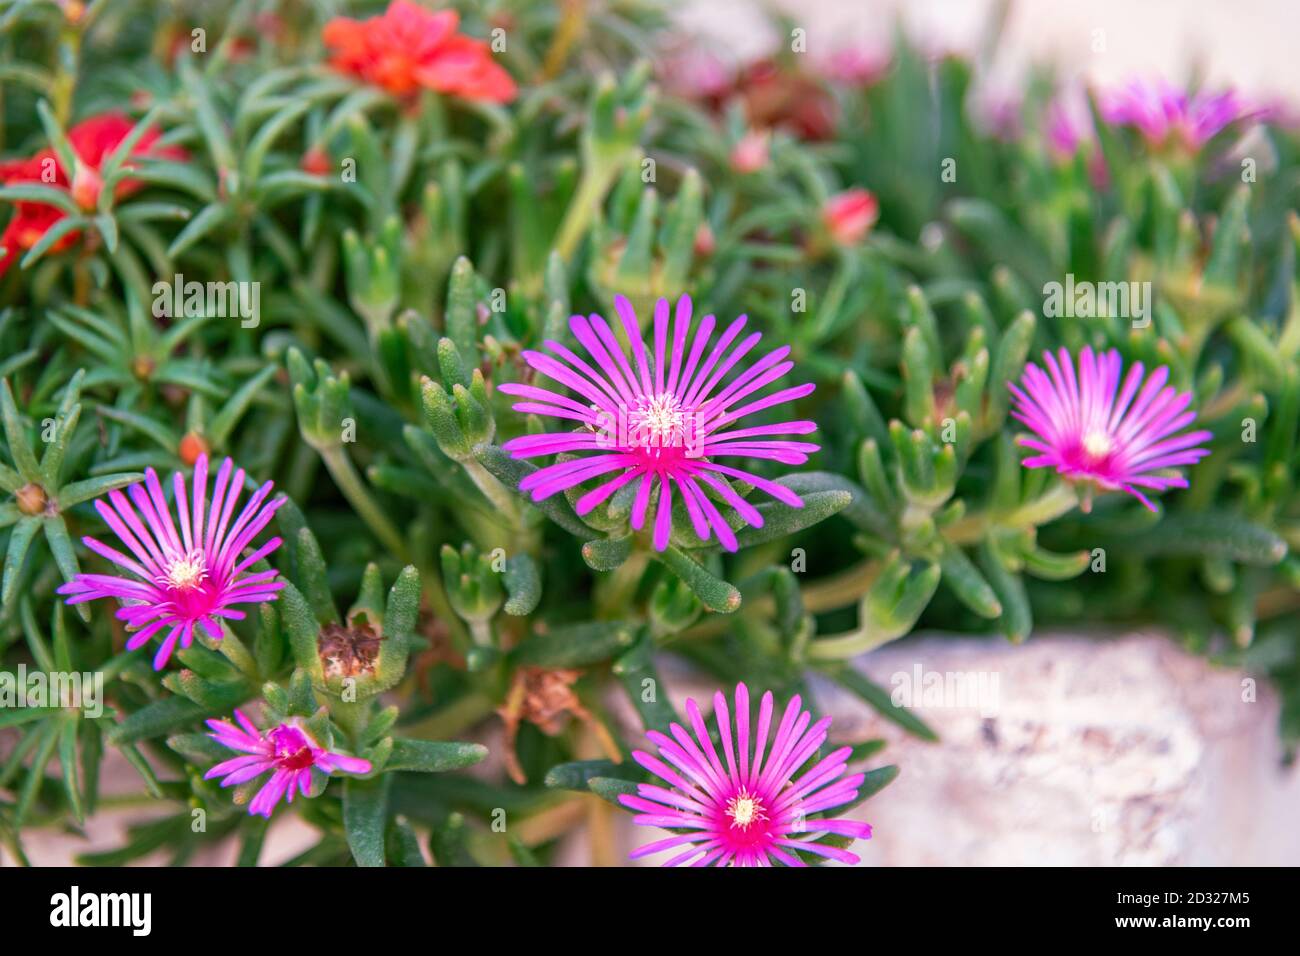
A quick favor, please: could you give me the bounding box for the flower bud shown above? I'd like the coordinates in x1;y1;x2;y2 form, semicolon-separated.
70;161;104;211
16;482;48;516
179;432;210;466
823;188;879;246
729;129;770;173
301;146;332;176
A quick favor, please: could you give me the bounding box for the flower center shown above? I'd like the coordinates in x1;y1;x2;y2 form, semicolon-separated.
725;789;767;830
268;725;317;771
628;392;686;446
160;549;209;591
1081;429;1113;460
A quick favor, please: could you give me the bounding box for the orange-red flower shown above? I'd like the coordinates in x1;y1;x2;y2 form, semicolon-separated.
0;113;185;274
322;1;515;103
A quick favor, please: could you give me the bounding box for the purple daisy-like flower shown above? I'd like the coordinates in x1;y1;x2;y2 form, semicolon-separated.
204;709;372;818
499;295;818;552
57;454;286;669
1008;347;1212;512
1099;78;1252;149
1044;91;1111;188
619;682;873;867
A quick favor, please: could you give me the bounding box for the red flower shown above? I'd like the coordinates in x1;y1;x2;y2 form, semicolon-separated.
322;1;515;103
0;113;186;275
739;59;837;142
300;146;333;176
822;188;879;246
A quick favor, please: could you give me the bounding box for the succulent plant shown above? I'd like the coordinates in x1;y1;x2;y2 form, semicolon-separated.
1;0;1297;869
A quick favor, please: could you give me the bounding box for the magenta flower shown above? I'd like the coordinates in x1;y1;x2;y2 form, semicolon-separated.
973;87;1023;142
57;454;286;669
205;709;372;818
1046;94;1090;157
1045;93;1111;188
820;46;890;87
499;295;818;551
619;682;873;866
1100;78;1252;149
1009;347;1212;512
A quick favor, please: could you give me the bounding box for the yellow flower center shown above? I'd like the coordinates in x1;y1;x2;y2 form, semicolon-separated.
725;789;766;830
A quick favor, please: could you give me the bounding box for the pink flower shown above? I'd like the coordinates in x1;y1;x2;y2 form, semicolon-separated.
58;455;286;669
620;682;873;866
820;46;890;87
499;295;819;552
1254;95;1300;131
1100;78;1253;149
1045;93;1111;188
1046;95;1089;157
822;188;878;246
973;88;1023;141
729;129;770;174
1009;347;1212;512
657;44;732;104
205;709;372;818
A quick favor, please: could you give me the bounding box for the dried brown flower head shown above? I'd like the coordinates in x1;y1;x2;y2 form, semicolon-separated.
498;666;592;785
319;616;383;679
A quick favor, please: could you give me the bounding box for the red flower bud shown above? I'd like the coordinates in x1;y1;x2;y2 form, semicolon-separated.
70;161;104;211
301;146;332;176
729;130;770;174
823;188;879;246
179;432;210;466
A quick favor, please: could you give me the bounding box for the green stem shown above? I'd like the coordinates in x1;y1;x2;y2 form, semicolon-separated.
806;626;890;661
554;164;616;260
52;25;82;127
98;650;137;684
400;691;496;739
320;445;409;561
596;549;650;617
469;619;493;646
462;458;524;530
329;696;369;748
208;623;257;678
945;482;1079;545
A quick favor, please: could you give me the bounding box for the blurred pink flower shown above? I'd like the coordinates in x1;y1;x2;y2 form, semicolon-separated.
1046;95;1089;157
1100;78;1254;149
729;129;770;173
820;45;891;87
823;188;879;246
